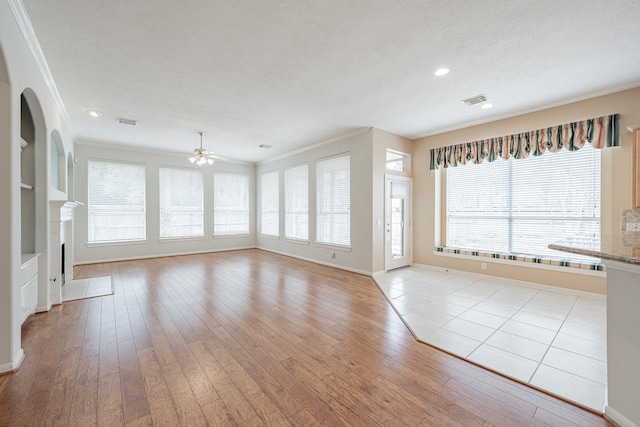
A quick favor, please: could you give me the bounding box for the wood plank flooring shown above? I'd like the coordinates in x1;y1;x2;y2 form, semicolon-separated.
1;249;612;426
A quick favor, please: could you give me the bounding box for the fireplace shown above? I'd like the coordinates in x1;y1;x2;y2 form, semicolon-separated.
60;243;65;286
49;200;80;306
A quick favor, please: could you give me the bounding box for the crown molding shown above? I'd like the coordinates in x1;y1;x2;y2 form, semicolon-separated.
257;127;371;165
8;0;74;137
75;139;255;166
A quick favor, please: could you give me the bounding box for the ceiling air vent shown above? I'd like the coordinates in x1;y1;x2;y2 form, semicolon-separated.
462;94;488;106
116;117;138;126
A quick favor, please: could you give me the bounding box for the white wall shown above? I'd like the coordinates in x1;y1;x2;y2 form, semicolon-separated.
73;141;256;264
0;0;74;372
256;130;374;274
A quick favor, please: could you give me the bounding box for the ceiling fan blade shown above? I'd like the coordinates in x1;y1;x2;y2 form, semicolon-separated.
206;153;231;162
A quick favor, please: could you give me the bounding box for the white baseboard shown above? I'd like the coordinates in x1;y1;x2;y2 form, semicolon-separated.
605;406;638;427
36;304;50;313
372;270;386;277
256;247;372;276
74;246;256;265
0;349;24;375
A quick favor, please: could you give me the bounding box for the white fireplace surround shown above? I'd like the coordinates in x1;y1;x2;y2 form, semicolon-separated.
49;200;81;307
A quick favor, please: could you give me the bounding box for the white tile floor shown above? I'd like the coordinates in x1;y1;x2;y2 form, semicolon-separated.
62;276;113;302
374;266;607;412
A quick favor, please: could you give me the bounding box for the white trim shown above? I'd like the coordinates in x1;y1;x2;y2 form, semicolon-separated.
284;237;309;245
372;270;386;277
0;349;25;374
384;174;413;271
158;236;205;243
258;127;371;165
315;242;352;252
434;250;606;277
604;406;637;427
212;233;251;239
87;239;148;248
73;246;256;265
257;247;370;276
259;234;280;240
77;140;254;165
8;0;73;135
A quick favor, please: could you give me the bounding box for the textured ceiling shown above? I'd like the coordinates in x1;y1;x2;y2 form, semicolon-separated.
21;0;640;163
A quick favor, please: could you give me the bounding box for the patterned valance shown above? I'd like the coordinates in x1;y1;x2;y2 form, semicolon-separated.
430;114;620;170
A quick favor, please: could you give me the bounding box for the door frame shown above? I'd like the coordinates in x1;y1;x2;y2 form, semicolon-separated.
384;174;413;271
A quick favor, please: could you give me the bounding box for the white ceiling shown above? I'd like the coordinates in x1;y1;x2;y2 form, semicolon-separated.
21;0;640;163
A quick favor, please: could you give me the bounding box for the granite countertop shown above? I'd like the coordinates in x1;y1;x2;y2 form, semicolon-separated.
549;234;640;266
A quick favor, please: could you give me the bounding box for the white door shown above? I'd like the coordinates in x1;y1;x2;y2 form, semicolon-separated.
385;175;412;271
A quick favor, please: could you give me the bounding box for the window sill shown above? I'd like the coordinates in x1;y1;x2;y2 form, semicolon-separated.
434;246;606;277
315;242;352;252
213;233;251;239
285;237;309;245
260;234;280;240
158;236;205;243
87;239;147;248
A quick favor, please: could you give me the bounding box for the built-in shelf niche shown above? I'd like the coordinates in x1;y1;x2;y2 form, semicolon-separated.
21;94;36;255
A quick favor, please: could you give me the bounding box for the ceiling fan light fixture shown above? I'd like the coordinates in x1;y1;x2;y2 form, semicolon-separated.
189;132;216;166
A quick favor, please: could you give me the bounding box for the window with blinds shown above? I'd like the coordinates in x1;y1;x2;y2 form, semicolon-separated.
213;171;250;236
316;154;350;247
261;170;279;237
159;167;203;239
285;164;308;240
88;160;146;243
446;143;601;260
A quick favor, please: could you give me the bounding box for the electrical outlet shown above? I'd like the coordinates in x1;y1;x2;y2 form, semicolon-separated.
626;223;640;232
481;262;487;270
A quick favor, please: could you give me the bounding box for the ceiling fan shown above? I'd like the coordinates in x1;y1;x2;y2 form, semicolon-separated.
188;131;226;165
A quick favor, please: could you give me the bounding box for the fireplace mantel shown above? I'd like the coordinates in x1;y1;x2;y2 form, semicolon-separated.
48;200;82;306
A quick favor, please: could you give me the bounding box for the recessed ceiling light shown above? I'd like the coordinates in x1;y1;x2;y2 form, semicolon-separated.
481;103;493;109
87;109;102;117
434;68;450;77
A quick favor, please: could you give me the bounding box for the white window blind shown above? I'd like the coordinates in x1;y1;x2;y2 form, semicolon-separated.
316;154;350;247
88;160;146;243
159;167;203;239
285;164;308;240
446;143;601;260
214;171;250;236
261;171;279;237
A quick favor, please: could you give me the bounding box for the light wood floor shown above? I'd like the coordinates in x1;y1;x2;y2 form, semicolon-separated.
1;249;611;426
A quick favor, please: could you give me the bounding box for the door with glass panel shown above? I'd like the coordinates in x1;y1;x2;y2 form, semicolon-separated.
385;175;412;270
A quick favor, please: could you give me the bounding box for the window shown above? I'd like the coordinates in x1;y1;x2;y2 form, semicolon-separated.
214;172;250;236
285;164;308;240
159;167;203;239
88;160;146;243
386;149;409;172
446;143;600;260
316;154;350;247
261;171;279;237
